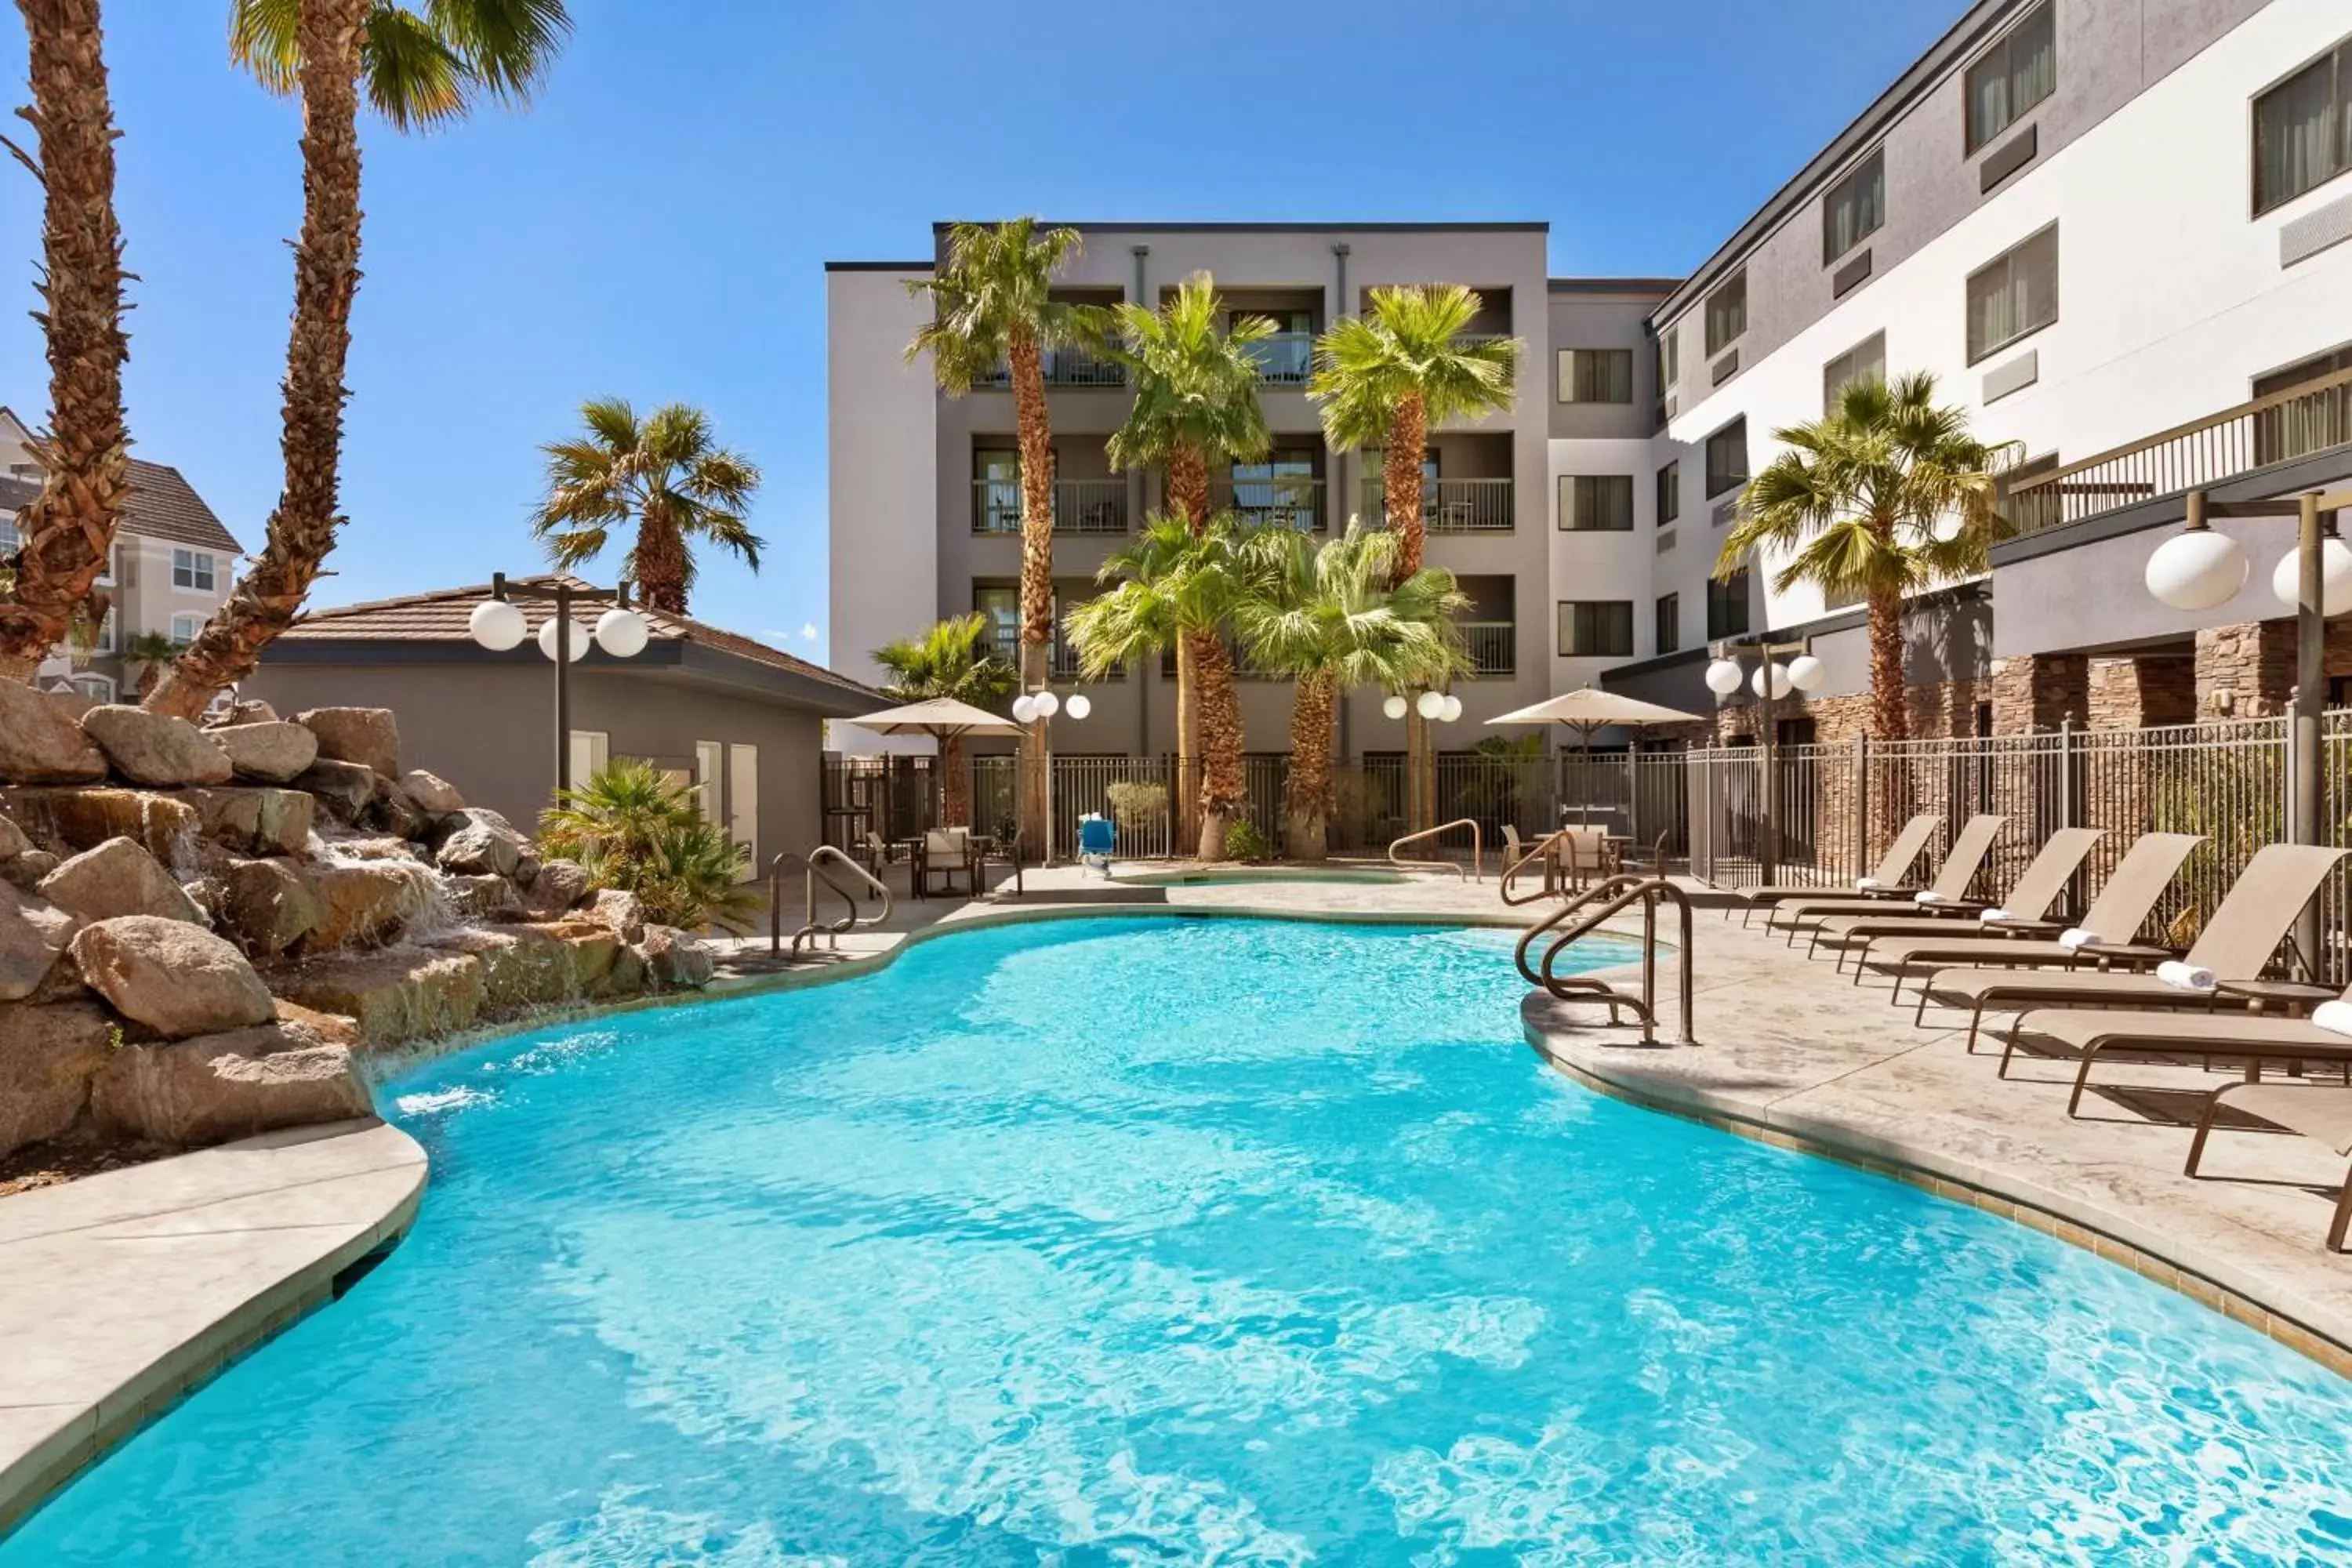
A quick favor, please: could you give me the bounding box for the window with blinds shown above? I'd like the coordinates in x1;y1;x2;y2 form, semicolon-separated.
1965;224;2058;365
1654;593;1680;655
1704;418;1748;499
1965;2;2055;154
1558;474;1635;531
1704;271;1747;357
1822;150;1885;264
1707;569;1751;639
1557;601;1634;658
2256;34;2351;215
1556;347;1634;404
1655;460;1680;525
1822;331;1888;409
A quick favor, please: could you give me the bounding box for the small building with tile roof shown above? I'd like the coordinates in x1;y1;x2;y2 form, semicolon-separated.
245;575;884;871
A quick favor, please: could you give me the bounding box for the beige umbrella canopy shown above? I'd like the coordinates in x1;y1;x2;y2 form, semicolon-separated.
847;697;1020;739
1488;686;1707;825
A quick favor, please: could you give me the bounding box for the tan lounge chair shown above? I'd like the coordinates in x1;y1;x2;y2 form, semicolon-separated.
1767;814;2008;938
2186;1082;2352;1251
1870;832;2205;1009
1916;842;2349;1054
1730;812;1941;927
1809;826;2104;967
2013;992;2352;1118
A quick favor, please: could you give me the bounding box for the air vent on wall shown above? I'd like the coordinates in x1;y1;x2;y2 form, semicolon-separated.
1982;349;2039;404
1979;122;2037;194
2281;189;2352;269
1711;350;1739;387
1655;528;1676;554
1831;249;1872;299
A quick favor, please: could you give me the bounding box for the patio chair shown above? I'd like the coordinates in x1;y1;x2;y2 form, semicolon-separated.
1808;827;2105;968
1556;824;1614;889
1864;832;2205;1006
1765;814;2008;938
1078;813;1116;879
2013;988;2352;1120
1730;812;1941;926
917;827;979;898
1913;843;2350;1056
2184;1081;2352;1250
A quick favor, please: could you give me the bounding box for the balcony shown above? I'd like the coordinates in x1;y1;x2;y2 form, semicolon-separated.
1457;620;1515;677
1359;476;1514;533
1244;332;1316;387
1211;476;1326;533
975;343;1127;390
987;627;1118;682
971;478;1130;535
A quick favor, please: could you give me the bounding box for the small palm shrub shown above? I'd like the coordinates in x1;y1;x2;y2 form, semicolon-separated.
539;760;757;933
1222;818;1272;863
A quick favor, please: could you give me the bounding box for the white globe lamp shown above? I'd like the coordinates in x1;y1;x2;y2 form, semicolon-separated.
1703;658;1744;696
1033;690;1060;718
1786;654;1826;692
1011;694;1037;724
1383;694;1408;720
2268;538;2352;618
2145;529;2248;611
1065;693;1091;721
1751;662;1793;701
468;598;527;652
537;617;591;662
593;606;650;659
1439;694;1464;723
1416;690;1446;720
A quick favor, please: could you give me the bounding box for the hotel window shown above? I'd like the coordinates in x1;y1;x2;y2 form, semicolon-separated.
2254;34;2351;215
973;583;1021;662
172;548;216;590
1822;331;1888;409
1822;150;1886;264
1965;1;2055;154
1558;600;1634;658
1558;474;1635;532
1656;460;1680;525
2251;341;2352;463
1556;347;1633;404
1706;568;1751;640
169;612;201;645
1704;270;1747;357
973;448;1021;533
1658;328;1679;389
1965;223;2058;364
1654;593;1680;655
69;673;114;702
1704;418;1748;499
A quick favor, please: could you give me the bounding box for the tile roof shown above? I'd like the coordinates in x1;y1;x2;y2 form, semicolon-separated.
0;457;243;555
277;575;884;702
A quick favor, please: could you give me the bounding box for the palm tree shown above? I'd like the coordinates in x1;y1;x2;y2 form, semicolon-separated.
0;0;130;685
122;630;177;698
1103;271;1273;849
871;612;1016;829
144;0;570;718
1309;285;1519;829
529;398;762;615
1716;371;2017;741
1236;524;1464;860
905;219;1094;853
539;758;756;932
1065;514;1254;859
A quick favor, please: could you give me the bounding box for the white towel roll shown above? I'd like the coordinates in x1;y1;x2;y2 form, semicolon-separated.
2156;960;2216;993
1977;908;2012;924
2313;1000;2352;1038
1915;890;1951;906
1857;876;1885;891
2058;928;2105;950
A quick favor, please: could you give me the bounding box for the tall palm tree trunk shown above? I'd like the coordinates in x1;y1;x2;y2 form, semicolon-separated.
0;0;129;684
1384;391;1435;830
1007;323;1054;855
940;732;970;829
1285;666;1335;862
1195;631;1244;857
1866;587;1907;741
634;509;690;615
1165;442;1211;851
144;0;367;719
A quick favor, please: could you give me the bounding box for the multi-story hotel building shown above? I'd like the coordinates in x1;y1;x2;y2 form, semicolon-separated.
829;0;2352;759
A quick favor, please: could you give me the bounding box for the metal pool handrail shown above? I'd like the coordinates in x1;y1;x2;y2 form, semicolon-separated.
1388;818;1483;881
769;846;893;956
1513;873;1696;1045
1500;828;1570;906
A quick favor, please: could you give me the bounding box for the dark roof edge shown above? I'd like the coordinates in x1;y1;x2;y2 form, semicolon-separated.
824;260;934;273
1548;276;1683;296
1651;0;2034;326
927;220;1550;234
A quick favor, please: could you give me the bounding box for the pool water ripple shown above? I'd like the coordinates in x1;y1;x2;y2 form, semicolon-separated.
5;916;2349;1566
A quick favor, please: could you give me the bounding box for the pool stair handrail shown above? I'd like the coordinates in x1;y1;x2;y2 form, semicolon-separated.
1513;872;1696;1045
1500;828;1570;905
769;845;893;956
1388;818;1483;882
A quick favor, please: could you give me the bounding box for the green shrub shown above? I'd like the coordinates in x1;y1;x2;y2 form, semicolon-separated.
1223;818;1272;863
1104;779;1170;832
539;760;760;933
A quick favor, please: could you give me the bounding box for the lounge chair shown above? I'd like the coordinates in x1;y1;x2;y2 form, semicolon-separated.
1809;827;2104;970
1766;814;2008;938
2185;1081;2352;1250
1730;811;1941;927
1915;843;2349;1055
1869;832;2205;1007
2015;994;2352;1118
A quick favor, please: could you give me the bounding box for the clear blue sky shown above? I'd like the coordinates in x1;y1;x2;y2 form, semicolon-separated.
2;0;1958;663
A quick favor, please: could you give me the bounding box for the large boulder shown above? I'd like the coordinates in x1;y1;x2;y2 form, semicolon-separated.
295;707;399;778
584;888;646;944
211;720;318;785
534;917;622;992
206;699;281;728
368;774;427;840
0;681;107;784
521;857;590;916
0;812;28;861
293;759;379;823
429;927;579;1014
301;859;430;950
90;1013;371;1148
217;856;321;957
4;786;198;861
443;873;517;920
401;769;465;815
274;945;487;1047
78;706;234;787
71;916;275;1039
636;924;716;991
0;1000;115;1159
36;837;204;924
0;880;78;1001
437;819;523;878
182;786;315;858
0;849;59;892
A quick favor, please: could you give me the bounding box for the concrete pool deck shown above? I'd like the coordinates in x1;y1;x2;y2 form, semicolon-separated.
4;860;2348;1531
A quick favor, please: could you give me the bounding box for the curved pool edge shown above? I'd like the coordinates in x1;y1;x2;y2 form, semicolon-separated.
0;1119;425;1540
1520;993;2352;1381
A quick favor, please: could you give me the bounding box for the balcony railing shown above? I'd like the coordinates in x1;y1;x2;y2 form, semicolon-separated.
1457;620;1515;677
1359;476;1515;532
975;343;1126;390
2009;364;2352;537
1244;332;1316;387
989;630;1117;681
1211;477;1326;532
971;478;1130;535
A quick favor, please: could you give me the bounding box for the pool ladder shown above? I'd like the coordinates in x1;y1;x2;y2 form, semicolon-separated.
769;846;892;957
1514;873;1696;1045
1387;818;1483;881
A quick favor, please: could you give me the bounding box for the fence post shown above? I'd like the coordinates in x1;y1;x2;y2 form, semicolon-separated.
1851;734;1868;881
2057;718;2077;831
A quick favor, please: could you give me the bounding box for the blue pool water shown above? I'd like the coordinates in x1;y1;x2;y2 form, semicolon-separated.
8;916;2350;1565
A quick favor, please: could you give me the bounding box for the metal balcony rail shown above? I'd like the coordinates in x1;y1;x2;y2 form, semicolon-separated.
971;478;1130;535
2008;364;2352;536
768;844;892;957
1457;620;1515;677
1360;476;1515;532
1388;816;1483;880
1244;332;1316;386
1210;477;1326;532
975;343;1127;390
1513;872;1695;1045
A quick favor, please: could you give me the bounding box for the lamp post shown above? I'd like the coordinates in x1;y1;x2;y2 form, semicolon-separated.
2145;485;2352;974
1009;686;1091;866
467;573;652;797
1384;688;1464;829
1703;640;1827;885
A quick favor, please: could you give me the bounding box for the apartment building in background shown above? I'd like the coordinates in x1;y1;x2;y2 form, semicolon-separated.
828;0;2352;761
0;407;242;703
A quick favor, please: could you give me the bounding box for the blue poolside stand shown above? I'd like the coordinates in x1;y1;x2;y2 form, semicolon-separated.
1077;813;1116;878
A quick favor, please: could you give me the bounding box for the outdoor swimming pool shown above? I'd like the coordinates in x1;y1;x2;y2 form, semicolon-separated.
8;916;2349;1563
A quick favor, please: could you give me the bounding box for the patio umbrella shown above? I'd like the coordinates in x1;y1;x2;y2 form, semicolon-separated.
844;698;1022;837
1486;687;1706;826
